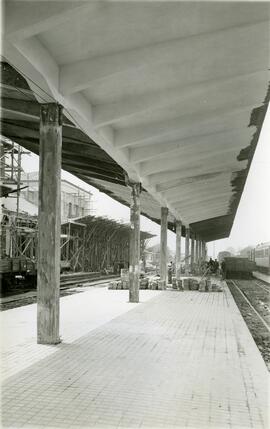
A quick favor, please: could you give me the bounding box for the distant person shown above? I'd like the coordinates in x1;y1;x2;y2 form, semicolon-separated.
207;258;214;272
221;260;226;279
213;259;219;274
168;261;173;284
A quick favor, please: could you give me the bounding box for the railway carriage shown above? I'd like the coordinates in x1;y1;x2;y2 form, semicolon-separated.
223;257;255;279
251;242;270;274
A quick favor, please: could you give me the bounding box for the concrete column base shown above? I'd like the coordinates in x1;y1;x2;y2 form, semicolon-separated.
177;280;184;291
37;338;61;345
158;280;167;290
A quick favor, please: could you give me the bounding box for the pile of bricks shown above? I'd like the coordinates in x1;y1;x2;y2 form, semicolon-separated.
108;277;223;292
108;280;129;290
172;277;184;291
108;278;151;290
198;280;222;292
171;277;223;292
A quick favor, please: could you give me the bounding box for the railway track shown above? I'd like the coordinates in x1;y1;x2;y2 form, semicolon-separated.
230;280;270;333
60;272;119;287
254;280;270;294
227;279;270;370
0;274;120;311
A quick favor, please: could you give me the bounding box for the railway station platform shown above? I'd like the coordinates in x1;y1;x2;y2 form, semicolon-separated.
1;281;269;429
253;271;270;285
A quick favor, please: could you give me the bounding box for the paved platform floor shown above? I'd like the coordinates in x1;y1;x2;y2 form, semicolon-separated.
1;282;269;428
252;271;270;284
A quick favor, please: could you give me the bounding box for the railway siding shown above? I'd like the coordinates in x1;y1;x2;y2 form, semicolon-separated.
227;279;270;370
0;275;120;311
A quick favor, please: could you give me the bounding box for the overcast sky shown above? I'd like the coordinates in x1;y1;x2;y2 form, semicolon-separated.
21;104;270;258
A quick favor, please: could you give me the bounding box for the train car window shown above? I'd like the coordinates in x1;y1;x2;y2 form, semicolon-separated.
255;250;265;258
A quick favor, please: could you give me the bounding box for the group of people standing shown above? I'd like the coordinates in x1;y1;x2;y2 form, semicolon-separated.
207;257;220;274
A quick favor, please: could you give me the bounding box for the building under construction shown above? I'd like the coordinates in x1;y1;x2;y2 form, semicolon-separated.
0;140;153;289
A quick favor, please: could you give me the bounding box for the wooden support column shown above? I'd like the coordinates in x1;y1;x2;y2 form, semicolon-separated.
202;241;207;261
0;142;5;180
185;226;190;274
195;235;199;266
175;220;182;280
37;103;62;345
190;232;195;273
199;240;203;263
128;181;141;303
160;207;168;289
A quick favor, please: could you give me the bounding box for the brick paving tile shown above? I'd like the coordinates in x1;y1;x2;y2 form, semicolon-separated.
1;283;269;428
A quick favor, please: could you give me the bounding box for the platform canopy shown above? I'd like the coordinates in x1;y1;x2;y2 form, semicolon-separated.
1;1;269;242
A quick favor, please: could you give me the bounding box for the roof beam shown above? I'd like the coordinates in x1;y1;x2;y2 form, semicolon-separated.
164;181;231;201
156;171;232;192
184;204;229;215
174;196;230;211
4;1;99;42
147;161;246;187
165;186;231;203
184;207;229;224
93;70;266;129
59;20;267;96
129;128;253;164
139;146;239;177
115;104;255;149
168;189;231;205
93;84;191;129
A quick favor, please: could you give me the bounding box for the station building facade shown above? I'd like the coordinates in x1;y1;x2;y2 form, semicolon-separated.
21;172;93;221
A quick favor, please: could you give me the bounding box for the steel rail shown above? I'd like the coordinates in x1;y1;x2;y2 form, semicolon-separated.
254;281;270;294
230;279;270;333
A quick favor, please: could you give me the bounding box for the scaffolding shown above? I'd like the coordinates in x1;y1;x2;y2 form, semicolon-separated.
1;139;37;268
1;140;154;276
1;208;37;260
0;138;29;202
61;216;153;274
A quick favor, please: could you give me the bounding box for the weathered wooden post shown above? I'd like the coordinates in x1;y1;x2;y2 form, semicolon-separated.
37;103;62;344
202;241;207;261
175;220;182;281
185;226;190;275
197;238;202;272
0;141;5;180
128;181;141;303
200;240;203;262
190;232;195;273
160;207;168;289
195;234;200;272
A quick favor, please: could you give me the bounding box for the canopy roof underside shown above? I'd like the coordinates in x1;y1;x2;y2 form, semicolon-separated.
1;1;269;242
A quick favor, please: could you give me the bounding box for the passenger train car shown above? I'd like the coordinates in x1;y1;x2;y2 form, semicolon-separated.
249;242;270;274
